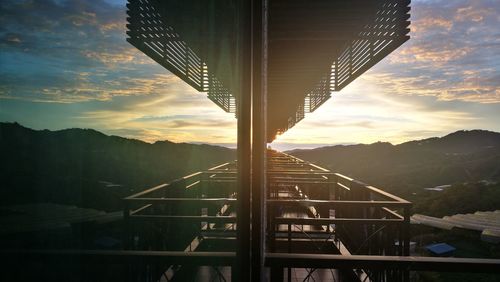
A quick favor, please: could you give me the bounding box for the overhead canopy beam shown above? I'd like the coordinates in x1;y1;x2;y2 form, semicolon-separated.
126;0;411;142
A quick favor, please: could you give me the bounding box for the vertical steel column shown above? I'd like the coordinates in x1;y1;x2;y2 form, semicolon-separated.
123;201;130;250
235;0;252;280
251;0;267;280
403;205;411;282
403;205;411;256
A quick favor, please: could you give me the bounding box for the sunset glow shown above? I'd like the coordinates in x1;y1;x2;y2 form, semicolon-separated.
1;0;499;149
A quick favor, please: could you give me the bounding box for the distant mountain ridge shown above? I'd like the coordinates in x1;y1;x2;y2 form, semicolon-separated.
0;122;235;210
288;129;500;198
2;123;499;211
398;130;500;154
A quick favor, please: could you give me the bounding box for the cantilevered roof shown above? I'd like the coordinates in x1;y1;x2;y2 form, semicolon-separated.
126;0;410;142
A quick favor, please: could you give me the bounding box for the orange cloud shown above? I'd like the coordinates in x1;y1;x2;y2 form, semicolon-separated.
395;45;472;64
412;17;453;34
455;6;494;22
66;11;98;27
81;48;153;66
99;21;125;33
362;72;500;104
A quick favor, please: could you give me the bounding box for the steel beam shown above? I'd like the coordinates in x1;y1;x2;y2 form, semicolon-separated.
1;250;235;265
235;0;252;280
251;0;268;280
265;253;500;273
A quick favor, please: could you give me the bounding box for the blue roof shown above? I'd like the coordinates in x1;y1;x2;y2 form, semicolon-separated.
425;243;456;255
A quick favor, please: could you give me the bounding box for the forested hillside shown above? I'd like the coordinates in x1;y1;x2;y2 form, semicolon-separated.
0;122;235;211
289;130;500;215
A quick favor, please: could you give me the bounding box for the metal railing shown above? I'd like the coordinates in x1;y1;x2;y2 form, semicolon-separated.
123;162;237;252
3;151;499;281
265;151;412;281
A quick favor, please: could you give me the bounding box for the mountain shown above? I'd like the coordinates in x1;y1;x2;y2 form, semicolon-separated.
0;122;235;211
287;130;500;200
2;124;499;214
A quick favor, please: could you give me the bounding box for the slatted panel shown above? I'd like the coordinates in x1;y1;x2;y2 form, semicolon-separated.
333;0;410;91
207;74;236;113
305;72;333;113
269;0;410;140
126;0;237;113
275;73;332;136
126;0;410;141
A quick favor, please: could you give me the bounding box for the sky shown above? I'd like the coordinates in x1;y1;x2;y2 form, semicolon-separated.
0;0;499;150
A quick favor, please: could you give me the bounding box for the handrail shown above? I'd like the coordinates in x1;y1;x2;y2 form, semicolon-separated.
268;171;334;175
364;185;410;204
125;183;169;200
335;173;411;204
1;250;236;265
274;217;403;225
265;253;500;273
382;207;404;220
267;199;410;207
129;215;237;223
207;162;233;171
127;197;237;205
125;162;233;200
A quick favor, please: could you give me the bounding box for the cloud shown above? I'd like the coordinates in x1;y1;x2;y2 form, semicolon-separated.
273;74;492;146
455;5;495;22
411;17;453;34
0;72;193;103
396;45;472;64
0;0;237;145
1;0;499;146
304;120;376;129
70;87;237;143
0;0;171;103
369;0;500;104
360;70;500;104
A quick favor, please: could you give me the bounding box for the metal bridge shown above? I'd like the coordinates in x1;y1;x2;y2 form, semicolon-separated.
122;0;418;279
119;0;500;280
123;150;413;281
5;152;497;281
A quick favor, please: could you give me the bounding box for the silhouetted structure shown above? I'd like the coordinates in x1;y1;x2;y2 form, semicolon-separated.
126;0;410;140
2;1;500;281
121;0;500;281
124;0;415;280
123;151;414;281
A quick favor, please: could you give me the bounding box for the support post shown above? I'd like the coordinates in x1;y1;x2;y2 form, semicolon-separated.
235;0;252;280
123;201;130;250
403;205;411;256
403;205;411;282
251;0;267;281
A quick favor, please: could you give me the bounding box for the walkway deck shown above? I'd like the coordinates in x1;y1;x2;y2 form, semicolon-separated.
124;150;412;281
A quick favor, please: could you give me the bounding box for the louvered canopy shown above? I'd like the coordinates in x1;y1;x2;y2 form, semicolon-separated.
126;0;410;142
